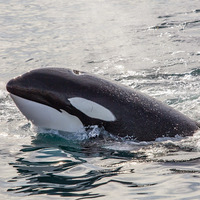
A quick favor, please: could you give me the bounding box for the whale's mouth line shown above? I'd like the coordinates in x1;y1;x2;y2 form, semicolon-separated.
8;88;64;113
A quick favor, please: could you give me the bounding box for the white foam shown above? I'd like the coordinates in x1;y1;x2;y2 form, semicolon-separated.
0;89;6;99
0;81;5;90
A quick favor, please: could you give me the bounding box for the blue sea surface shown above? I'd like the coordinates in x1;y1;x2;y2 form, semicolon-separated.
0;0;200;199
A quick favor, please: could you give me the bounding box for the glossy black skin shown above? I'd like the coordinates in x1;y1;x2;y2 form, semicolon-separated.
6;68;199;141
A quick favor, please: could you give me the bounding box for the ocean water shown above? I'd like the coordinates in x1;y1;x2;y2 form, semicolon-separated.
0;0;200;199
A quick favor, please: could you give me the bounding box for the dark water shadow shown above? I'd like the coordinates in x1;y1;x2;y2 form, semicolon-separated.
7;133;149;199
7;127;200;198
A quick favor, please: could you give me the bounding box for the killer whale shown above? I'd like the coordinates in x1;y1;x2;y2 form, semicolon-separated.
6;68;198;141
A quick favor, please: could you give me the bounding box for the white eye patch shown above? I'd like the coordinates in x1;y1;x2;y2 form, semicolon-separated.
68;97;116;122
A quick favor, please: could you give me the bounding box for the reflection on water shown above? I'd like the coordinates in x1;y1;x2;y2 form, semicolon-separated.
6;131;200;199
7;134;142;198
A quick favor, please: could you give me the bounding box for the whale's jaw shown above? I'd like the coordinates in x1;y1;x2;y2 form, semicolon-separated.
10;94;84;132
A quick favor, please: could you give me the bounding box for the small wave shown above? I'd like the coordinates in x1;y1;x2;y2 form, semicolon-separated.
101;130;200;162
158;14;174;19
150;18;200;30
150;22;178;30
0;88;7;100
36;125;111;142
36;125;200;162
194;9;200;13
115;68;200;82
157;9;200;19
184;20;200;28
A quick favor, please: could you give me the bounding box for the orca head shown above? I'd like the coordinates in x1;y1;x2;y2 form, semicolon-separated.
6;68;83;110
6;68;116;132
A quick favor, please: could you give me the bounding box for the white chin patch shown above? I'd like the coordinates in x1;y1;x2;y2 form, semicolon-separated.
68;97;116;122
10;94;84;132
